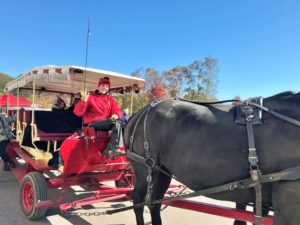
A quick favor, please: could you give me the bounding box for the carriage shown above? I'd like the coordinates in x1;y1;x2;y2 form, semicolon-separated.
2;65;279;225
3;65;145;220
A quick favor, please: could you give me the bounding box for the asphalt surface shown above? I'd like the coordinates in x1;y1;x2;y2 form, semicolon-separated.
0;162;250;225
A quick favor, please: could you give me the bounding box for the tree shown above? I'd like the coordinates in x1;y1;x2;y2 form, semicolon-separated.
128;56;219;113
162;57;219;101
0;73;13;94
162;66;185;97
148;81;169;102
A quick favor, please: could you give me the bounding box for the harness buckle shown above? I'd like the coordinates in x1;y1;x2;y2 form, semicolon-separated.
250;169;260;182
229;184;237;191
248;156;259;166
145;157;155;168
130;136;134;144
144;141;149;150
146;174;152;182
150;101;158;107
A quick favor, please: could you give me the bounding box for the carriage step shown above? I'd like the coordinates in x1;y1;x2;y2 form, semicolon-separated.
11;147;54;171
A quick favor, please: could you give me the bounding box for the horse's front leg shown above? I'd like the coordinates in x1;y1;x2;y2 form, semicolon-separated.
131;164;148;225
150;171;172;225
132;188;146;225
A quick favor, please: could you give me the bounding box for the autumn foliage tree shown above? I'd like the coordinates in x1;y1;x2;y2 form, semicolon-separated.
148;81;169;102
122;56;219;113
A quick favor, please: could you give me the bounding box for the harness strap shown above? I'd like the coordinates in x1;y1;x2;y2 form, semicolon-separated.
177;97;239;105
127;100;164;208
255;183;263;225
244;101;262;225
249;102;300;127
246;121;259;167
128;105;151;152
104;164;300;215
127;151;177;180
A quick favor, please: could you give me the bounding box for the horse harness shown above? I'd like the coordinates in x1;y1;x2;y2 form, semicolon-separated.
109;98;300;225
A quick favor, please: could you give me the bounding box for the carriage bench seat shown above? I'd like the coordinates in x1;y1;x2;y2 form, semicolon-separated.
82;127;111;140
21;110;82;150
35;128;73;141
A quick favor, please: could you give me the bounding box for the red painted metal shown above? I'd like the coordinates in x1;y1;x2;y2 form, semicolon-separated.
58;184;133;212
47;171;125;188
22;181;34;214
35;200;55;208
60;133;128;175
164;200;273;225
59;194;128;211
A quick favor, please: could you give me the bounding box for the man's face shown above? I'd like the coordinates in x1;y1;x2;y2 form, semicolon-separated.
58;101;65;109
99;84;109;94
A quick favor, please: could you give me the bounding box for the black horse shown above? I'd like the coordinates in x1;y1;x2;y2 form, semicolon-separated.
124;92;300;225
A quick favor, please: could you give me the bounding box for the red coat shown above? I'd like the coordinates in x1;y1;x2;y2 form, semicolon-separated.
73;93;122;124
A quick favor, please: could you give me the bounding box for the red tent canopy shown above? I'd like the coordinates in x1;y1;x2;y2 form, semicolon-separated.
0;94;32;107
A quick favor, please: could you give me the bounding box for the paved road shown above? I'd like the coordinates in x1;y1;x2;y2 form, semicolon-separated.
0;165;250;225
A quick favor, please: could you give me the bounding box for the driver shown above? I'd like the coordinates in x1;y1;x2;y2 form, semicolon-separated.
73;77;124;157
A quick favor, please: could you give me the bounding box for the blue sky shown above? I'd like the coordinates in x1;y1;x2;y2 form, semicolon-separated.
1;0;299;100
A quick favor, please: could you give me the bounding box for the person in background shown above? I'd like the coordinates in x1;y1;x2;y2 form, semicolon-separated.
52;96;66;111
121;108;130;124
0;108;24;171
66;93;81;112
73;77;124;157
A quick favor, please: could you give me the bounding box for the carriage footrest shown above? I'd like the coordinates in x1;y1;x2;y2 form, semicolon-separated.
11;147;54;171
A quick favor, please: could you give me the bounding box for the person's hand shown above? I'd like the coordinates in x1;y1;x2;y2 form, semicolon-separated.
80;89;90;102
111;114;118;121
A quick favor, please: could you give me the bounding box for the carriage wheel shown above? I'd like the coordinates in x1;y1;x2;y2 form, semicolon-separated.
115;172;134;188
19;172;48;220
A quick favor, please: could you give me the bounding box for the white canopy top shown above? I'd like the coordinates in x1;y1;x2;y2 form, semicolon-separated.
5;65;145;94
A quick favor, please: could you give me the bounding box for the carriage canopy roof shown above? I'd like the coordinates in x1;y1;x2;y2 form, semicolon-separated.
5;65;145;94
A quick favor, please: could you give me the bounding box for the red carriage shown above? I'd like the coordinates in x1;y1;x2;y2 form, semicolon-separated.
4;65;144;220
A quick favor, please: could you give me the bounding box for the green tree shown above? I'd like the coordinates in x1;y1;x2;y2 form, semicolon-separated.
0;73;13;94
163;66;186;97
162;57;219;100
